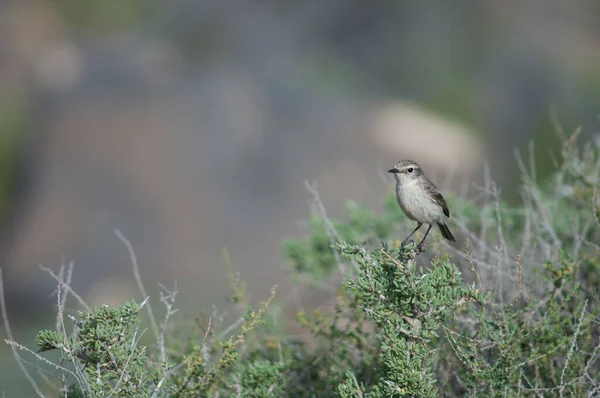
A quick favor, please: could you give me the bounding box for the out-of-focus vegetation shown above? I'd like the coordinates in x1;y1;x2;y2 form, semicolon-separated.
48;0;156;31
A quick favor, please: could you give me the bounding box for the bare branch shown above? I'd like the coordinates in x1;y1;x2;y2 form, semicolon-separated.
0;268;45;397
115;230;160;348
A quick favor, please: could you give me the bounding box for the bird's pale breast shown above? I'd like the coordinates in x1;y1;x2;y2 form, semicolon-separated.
396;180;444;223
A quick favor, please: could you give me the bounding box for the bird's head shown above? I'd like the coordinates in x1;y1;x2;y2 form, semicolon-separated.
387;159;423;183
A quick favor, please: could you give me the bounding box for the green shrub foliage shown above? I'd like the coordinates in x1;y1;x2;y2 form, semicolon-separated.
8;132;600;396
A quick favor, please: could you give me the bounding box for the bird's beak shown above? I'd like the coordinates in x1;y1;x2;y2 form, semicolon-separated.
387;168;399;173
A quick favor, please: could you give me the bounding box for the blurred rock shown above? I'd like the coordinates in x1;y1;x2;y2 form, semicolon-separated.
0;1;66;93
34;42;83;91
369;102;483;175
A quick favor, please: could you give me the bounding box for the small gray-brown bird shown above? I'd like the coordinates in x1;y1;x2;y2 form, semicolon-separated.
388;160;456;249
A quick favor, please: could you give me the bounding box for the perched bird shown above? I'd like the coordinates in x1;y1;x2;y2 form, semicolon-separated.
388;160;456;250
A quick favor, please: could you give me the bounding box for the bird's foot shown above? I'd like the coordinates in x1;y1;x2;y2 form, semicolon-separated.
400;239;414;248
415;243;426;254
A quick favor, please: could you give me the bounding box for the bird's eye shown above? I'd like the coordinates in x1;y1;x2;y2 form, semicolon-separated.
407;167;413;173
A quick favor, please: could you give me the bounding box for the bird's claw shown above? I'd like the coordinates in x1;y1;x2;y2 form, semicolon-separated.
400;239;414;248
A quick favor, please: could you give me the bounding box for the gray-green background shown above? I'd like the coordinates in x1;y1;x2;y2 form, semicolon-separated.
1;1;600;394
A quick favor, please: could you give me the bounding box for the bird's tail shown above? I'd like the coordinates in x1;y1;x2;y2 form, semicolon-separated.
437;222;456;242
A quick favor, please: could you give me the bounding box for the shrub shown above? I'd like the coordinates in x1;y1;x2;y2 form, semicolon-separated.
3;130;600;396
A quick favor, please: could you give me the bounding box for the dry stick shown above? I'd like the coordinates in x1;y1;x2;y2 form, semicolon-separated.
453;216;498;258
4;340;80;380
448;242;518;286
478;162;491;264
465;239;483;291
582;338;600;390
62;262;75;325
491;181;509;319
522;141;537;259
39;265;90;312
200;316;213;365
521;379;583;395
0;268;45;397
106;326;147;398
52;265;91;395
54;265;70;395
304;180;347;275
529;141;537;188
588;384;600;398
560;300;588;398
157;282;179;366
549;106;567;142
519;191;533;261
114;230;162;363
150;364;172;398
515;255;524;301
473;178;510;280
55;264;66;331
272;315;284;364
217;317;246;340
450;219;519;282
572;213;594;262
515;150;561;256
379;248;404;269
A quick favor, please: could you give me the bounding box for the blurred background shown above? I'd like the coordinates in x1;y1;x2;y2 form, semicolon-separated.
1;0;600;393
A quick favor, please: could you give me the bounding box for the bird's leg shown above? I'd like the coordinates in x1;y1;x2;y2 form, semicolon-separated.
401;223;422;247
416;224;434;250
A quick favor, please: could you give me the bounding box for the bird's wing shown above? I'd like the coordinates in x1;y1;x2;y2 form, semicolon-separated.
425;183;450;217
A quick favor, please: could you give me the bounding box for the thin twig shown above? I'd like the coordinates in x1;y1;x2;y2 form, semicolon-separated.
157;282;179;366
0;268;45;397
4;340;79;379
217;317;245;340
304;180;347;275
151;366;172;398
39;265;90;312
114;230;160;350
53;264;90;395
560;300;588;397
378;248;404;270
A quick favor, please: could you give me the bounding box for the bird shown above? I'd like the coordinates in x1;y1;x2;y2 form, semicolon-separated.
387;159;456;250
